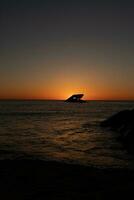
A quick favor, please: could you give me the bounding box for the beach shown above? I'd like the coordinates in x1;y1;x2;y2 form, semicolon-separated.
1;159;134;200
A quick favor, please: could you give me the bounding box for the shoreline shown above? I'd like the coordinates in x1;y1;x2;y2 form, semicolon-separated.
0;159;134;199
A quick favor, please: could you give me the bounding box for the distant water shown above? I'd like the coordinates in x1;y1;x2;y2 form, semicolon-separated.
0;100;134;169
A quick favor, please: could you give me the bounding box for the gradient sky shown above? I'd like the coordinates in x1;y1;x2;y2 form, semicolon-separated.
1;0;134;100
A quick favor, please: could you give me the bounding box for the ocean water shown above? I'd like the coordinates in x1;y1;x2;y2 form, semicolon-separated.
0;100;134;169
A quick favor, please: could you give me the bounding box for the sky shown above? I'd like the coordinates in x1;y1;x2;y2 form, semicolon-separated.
0;0;134;100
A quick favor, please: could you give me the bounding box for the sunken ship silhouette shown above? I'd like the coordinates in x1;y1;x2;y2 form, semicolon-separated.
65;94;85;103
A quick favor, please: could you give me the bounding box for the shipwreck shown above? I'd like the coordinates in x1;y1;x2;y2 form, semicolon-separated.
65;94;85;103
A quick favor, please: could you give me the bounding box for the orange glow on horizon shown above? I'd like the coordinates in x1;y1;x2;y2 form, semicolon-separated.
0;87;134;100
0;71;134;100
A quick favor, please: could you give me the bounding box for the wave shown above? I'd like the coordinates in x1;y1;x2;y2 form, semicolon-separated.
0;111;59;116
0;110;82;116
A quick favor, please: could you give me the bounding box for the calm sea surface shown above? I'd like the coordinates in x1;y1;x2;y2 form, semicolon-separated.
0;100;134;169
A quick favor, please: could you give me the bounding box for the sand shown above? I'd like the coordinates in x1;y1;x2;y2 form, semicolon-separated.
0;159;134;199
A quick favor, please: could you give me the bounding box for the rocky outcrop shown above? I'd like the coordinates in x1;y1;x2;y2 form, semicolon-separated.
101;109;134;154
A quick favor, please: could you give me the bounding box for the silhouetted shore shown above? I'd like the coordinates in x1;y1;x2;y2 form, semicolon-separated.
0;159;134;199
101;109;134;153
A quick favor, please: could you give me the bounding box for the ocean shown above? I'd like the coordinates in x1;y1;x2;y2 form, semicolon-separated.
0;100;134;169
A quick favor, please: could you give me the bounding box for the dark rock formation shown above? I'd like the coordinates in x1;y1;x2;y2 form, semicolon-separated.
101;109;134;154
65;94;85;103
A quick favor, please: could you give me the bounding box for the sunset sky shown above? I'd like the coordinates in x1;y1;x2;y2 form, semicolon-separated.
1;0;134;100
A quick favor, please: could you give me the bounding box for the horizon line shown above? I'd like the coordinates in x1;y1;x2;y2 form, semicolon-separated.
0;98;134;101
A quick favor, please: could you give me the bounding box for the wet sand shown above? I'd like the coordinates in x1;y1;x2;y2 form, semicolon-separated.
0;159;134;199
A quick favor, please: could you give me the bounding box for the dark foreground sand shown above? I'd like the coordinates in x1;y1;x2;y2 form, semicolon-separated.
0;160;134;200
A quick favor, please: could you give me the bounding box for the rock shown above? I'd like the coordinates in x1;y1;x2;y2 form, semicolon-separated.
100;109;134;154
101;110;132;128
